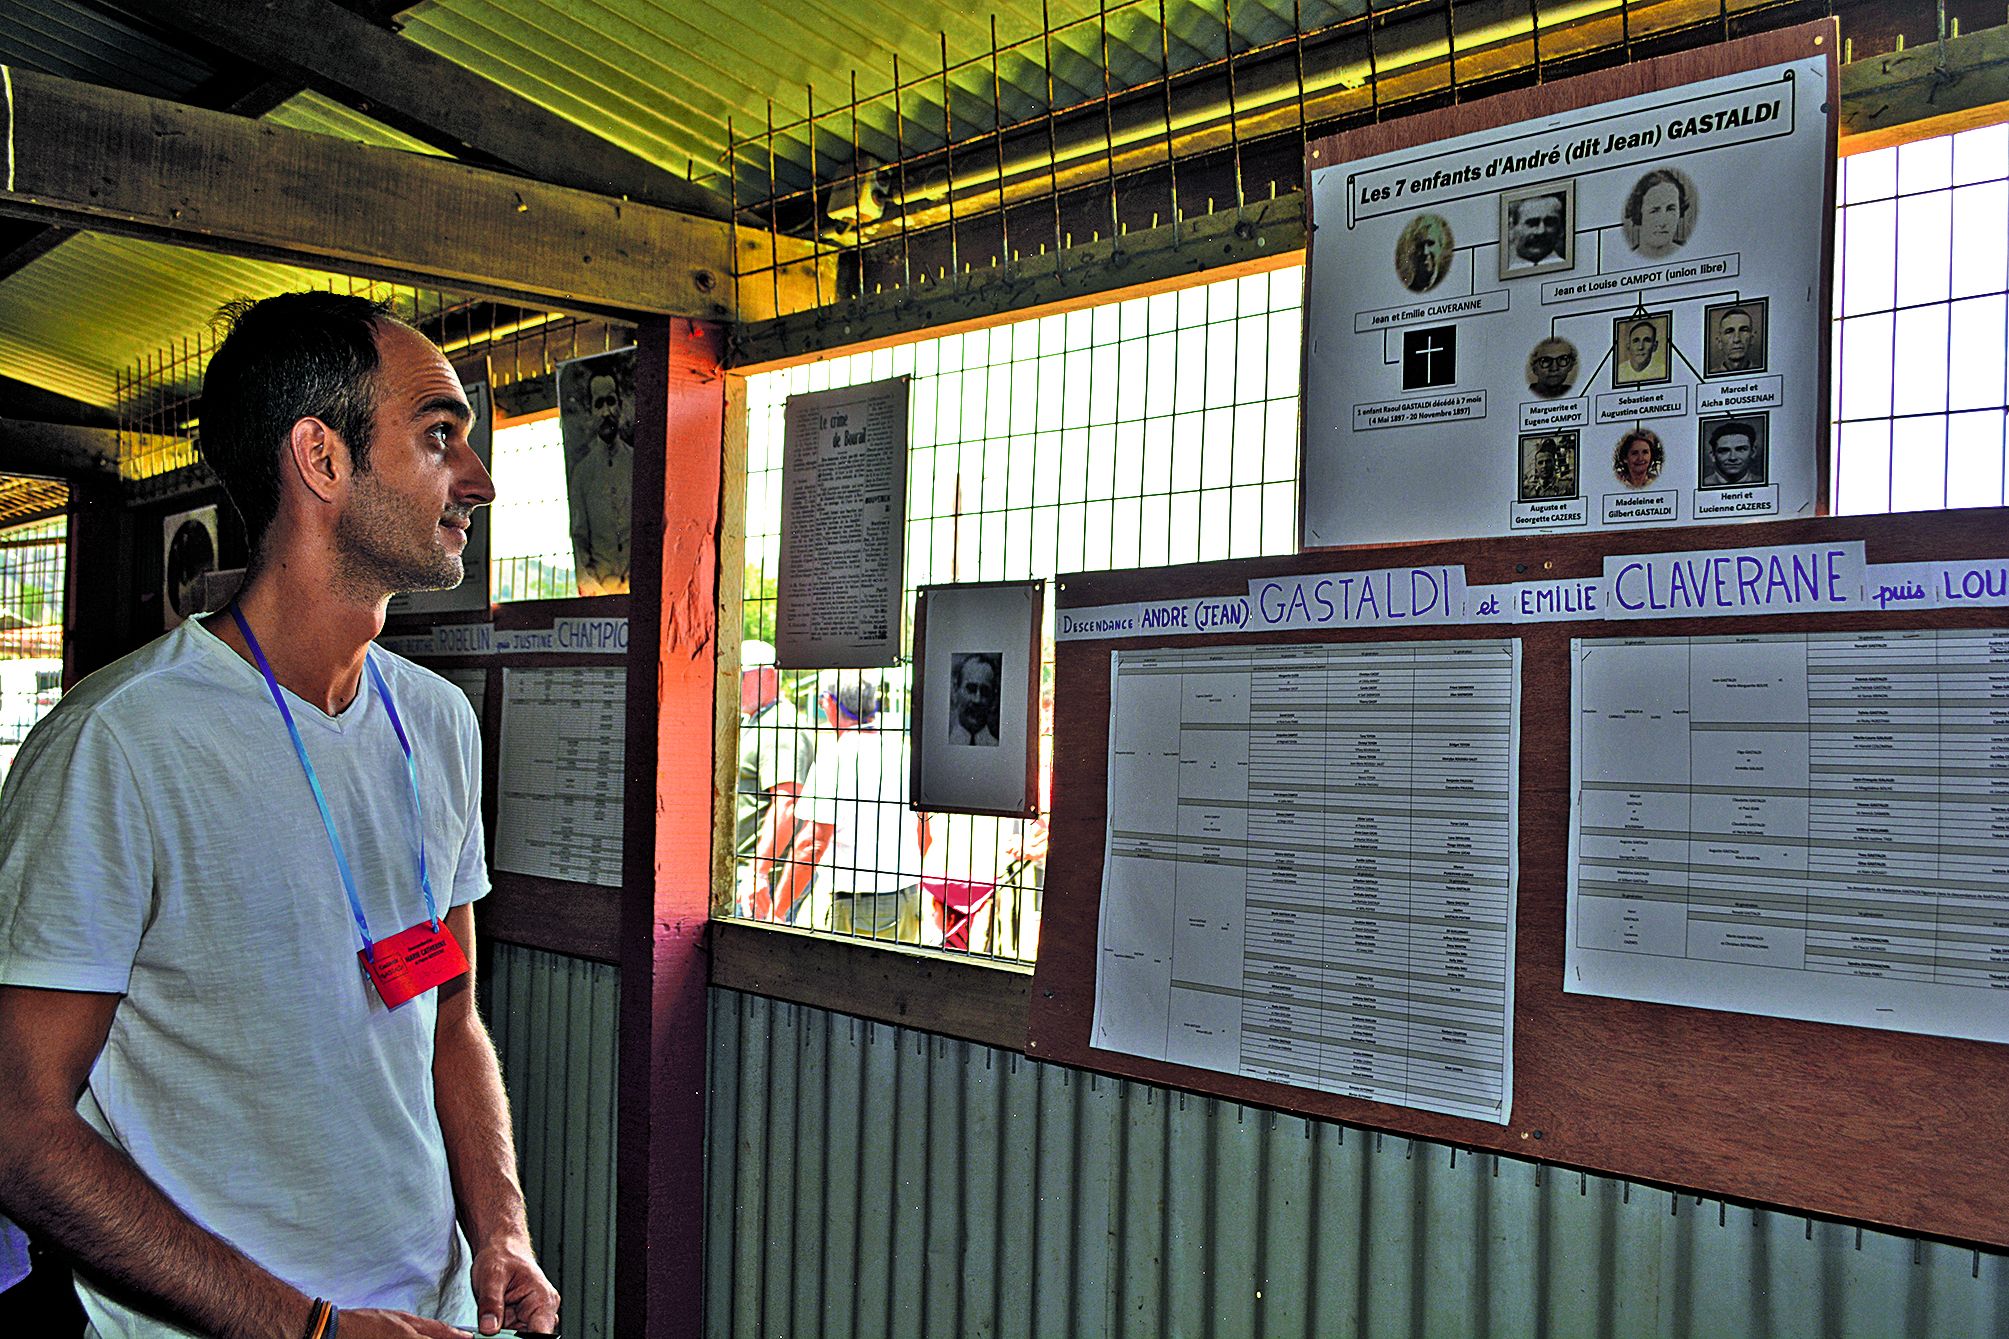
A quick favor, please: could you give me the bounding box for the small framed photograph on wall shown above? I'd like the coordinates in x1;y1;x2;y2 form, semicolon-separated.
910;580;1044;817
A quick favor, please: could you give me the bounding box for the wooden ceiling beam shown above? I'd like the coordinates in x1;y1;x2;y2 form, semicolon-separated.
0;378;118;430
0;68;746;320
97;0;730;218
0;35;302;286
0;420;121;480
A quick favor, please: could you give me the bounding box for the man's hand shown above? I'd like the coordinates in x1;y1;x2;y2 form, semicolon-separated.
334;1309;475;1338
470;1236;560;1335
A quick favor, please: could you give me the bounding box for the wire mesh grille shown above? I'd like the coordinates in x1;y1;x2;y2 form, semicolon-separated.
735;265;1303;959
723;0;1927;322
0;477;70;530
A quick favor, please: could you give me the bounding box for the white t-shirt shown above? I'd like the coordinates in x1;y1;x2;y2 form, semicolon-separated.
802;727;920;896
0;618;488;1337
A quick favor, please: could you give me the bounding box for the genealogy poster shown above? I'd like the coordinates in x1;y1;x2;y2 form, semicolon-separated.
1092;639;1521;1124
496;666;626;887
1569;629;2009;1043
775;377;910;669
1302;47;1833;545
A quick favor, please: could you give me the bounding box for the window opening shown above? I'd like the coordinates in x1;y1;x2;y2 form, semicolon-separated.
0;512;67;790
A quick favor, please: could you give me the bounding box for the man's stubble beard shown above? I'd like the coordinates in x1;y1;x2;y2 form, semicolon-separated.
335;475;465;596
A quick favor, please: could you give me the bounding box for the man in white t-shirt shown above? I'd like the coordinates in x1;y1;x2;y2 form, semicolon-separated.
0;292;558;1339
761;672;927;942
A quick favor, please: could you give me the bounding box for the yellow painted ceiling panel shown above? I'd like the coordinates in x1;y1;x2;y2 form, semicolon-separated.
0;234;437;408
262;89;451;157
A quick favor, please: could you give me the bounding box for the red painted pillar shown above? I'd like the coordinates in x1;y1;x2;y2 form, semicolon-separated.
618;315;725;1338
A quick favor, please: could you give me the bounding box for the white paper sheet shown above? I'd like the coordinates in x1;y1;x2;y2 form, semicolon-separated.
495;667;626;887
775;377;909;669
1092;639;1521;1124
1568;629;2009;1041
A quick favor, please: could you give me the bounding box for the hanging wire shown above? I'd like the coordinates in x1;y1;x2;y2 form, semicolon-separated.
1041;0;1066;262
1223;0;1247;217
991;17;1013;266
940;34;963;286
1158;0;1182;246
1100;0;1122;244
892;58;915;292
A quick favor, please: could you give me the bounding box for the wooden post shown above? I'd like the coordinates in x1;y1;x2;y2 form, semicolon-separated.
618;316;726;1338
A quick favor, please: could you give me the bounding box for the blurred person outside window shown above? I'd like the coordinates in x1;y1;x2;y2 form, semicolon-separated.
734;640;810;916
756;671;931;943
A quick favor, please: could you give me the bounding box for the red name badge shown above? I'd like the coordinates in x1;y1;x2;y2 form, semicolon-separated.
359;918;470;1009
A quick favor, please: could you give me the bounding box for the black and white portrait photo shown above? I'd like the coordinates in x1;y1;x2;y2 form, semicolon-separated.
1704;298;1769;377
1612;311;1673;387
948;652;1002;746
1622;166;1700;260
911;581;1043;816
1498;181;1575;279
1525;336;1580;399
1393;213;1455;293
1519;431;1580;502
558;346;636;597
1699;414;1769;489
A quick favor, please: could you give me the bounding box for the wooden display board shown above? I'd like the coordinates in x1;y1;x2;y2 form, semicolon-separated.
1030;510;2009;1249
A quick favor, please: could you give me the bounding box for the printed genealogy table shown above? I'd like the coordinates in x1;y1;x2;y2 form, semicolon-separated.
1569;629;2009;1041
496;666;627;888
1092;639;1521;1123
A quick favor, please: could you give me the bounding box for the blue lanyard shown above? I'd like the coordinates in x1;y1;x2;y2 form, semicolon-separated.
230;607;439;960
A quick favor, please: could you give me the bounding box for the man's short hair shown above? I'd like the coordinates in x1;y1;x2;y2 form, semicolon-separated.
1709;420;1756;448
817;670;880;723
199;292;399;554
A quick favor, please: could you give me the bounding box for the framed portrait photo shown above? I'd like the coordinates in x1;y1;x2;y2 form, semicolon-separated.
161;504;219;630
1517;430;1581;502
1497;179;1575;280
910;580;1044;817
1698;412;1770;489
1703;297;1769;378
555;346;636;597
1611;310;1673;387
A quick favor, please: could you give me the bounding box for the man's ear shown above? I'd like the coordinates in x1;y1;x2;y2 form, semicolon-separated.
286;417;346;505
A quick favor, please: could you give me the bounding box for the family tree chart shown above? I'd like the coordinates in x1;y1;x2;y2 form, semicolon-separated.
1302;42;1830;543
1092;639;1521;1124
1569;628;2009;1041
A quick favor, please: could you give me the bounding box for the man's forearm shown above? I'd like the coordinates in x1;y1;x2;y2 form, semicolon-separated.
0;1107;310;1339
432;909;558;1334
433;994;531;1251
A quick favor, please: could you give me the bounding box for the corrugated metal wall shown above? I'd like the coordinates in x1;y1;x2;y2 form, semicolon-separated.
707;987;2009;1339
482;941;620;1339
